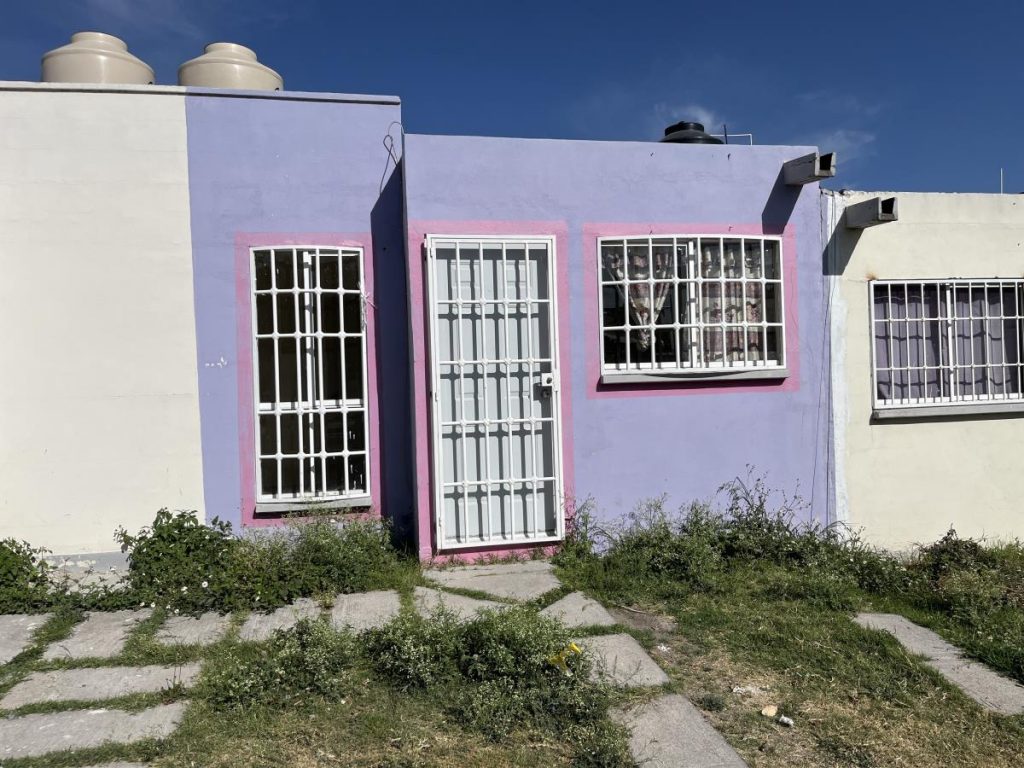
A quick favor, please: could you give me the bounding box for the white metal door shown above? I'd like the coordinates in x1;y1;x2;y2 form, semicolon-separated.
426;236;564;549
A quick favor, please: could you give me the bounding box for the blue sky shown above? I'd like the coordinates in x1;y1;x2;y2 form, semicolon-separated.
5;1;1023;192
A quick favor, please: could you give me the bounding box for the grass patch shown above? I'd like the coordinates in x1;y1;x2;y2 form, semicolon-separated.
555;477;1024;767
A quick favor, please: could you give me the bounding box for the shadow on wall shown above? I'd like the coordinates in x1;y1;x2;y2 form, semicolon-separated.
370;158;415;543
761;168;800;235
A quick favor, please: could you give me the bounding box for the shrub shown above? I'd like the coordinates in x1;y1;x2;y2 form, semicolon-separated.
363;607;463;689
0;538;51;613
287;517;402;596
114;510;405;613
115;509;240;613
201;618;356;708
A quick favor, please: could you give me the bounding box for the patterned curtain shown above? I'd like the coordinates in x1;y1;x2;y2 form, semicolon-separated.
605;247;674;350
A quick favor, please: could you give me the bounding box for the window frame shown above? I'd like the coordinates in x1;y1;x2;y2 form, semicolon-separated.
870;278;1024;419
596;234;788;384
249;245;372;513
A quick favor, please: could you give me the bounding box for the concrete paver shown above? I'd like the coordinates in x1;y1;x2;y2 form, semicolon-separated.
156;612;231;646
424;560;561;601
1;662;201;709
238;598;320;642
855;612;1024;715
612;694;748;767
574;633;670;688
540;592;616;628
329;590;401;632
414;586;506;622
43;609;151;661
0;613;51;664
0;701;187;760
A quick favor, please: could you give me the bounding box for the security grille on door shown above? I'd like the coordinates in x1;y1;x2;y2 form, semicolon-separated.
426;236;565;549
251;247;370;508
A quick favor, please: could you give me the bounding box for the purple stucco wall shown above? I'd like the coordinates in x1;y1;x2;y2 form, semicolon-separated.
184;92;412;534
403;133;831;550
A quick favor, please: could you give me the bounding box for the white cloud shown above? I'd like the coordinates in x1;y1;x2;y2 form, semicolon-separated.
649;102;725;138
806;128;877;162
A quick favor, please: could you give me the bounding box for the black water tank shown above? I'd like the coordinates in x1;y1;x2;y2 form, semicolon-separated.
660;121;724;145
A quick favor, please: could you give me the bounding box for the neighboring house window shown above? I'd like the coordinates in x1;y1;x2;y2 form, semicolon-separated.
251;247;370;505
871;280;1024;410
599;236;785;375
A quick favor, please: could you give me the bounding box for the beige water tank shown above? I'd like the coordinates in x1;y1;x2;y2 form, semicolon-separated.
178;43;282;90
42;32;154;85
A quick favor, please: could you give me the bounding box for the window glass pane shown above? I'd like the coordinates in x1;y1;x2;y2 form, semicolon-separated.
723;239;743;277
602;286;625;327
765;283;782;323
348;455;367;492
325;456;344;493
347;411;366;451
652;241;673;279
274;250;295;289
259;415;277;456
677;282;697;324
260;460;278;497
280;458;300;495
342;254;360;289
280;414;300;455
654;283;674;325
628;329;651;365
343;294;361;333
322;338;342;400
676;243;692;279
324;412;345;453
703;327;724;363
724;281;744;322
277;338;298;403
627;242;649;279
256;295;273;335
345;338;363;400
702;283;723;323
766;326;783;364
257;339;276;403
763;241;780;278
254;250;272;290
628;283;652;326
654;328;676;364
744;240;762;278
601;242;624;282
320;253;340;289
604;330;626;366
276;293;296;334
699;239;721;278
320;293;340;333
745;282;763;323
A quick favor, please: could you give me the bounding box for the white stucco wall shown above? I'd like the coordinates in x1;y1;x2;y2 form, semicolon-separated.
829;191;1024;549
0;84;204;554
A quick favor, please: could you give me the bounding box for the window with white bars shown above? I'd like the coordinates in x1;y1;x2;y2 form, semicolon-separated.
251;247;370;505
871;280;1024;410
599;236;785;374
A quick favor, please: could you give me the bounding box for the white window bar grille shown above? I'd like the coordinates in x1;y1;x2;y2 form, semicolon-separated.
598;236;785;373
426;235;564;549
251;246;370;504
871;279;1024;409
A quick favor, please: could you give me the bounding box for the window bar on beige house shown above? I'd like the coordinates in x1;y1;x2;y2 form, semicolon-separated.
871;279;1024;410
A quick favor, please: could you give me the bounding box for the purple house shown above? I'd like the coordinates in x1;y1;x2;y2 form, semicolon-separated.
2;44;833;559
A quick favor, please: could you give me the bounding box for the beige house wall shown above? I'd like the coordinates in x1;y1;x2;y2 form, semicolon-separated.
829;191;1024;549
0;84;204;554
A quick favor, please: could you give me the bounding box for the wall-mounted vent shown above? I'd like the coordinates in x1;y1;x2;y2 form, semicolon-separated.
178;43;282;90
42;32;154;85
845;196;899;229
783;151;837;186
660;121;724;145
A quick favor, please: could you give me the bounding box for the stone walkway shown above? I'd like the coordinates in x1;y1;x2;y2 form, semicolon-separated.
855;612;1024;715
0;561;745;766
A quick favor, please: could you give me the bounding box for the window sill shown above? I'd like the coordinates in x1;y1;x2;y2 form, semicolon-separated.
254;496;372;515
873;402;1024;421
600;368;789;385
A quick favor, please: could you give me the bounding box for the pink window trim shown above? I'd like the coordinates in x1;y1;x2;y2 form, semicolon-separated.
406;221;575;560
234;232;382;528
583;223;801;399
